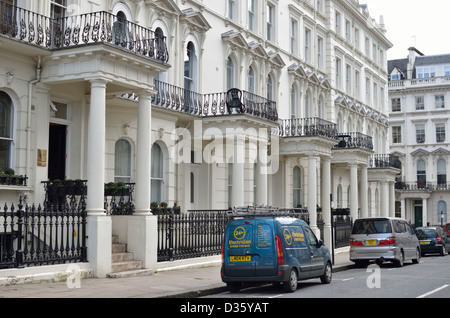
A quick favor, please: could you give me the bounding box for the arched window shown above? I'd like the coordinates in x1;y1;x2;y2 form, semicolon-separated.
293;166;302;207
438;201;447;224
114;139;132;183
248;66;255;94
318;95;324;119
291;85;297;119
267;75;273;101
151;143;164;203
304;90;311;118
336;184;342;208
0;92;13;171
113;11;130;47
184;41;198;92
154;26;167;82
226;57;235;90
437;159;447;185
417;159;426;188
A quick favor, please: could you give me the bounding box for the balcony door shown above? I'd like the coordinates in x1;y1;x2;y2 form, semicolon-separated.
48;124;67;181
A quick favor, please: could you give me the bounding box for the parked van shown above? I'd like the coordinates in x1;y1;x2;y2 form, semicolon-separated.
350;217;421;267
221;207;332;293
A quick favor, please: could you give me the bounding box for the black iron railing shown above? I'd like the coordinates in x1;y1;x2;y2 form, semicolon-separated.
369;154;401;169
333;132;373;151
157;209;229;262
152;81;278;122
0;1;168;64
0;199;87;269
395;182;450;191
278;117;338;139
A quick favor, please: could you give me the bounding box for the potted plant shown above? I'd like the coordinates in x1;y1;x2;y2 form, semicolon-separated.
0;171;7;184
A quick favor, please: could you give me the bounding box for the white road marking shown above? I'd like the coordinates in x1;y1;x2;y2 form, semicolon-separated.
417;284;449;298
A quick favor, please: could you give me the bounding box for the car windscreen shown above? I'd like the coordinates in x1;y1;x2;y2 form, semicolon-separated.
415;228;437;240
352;219;392;234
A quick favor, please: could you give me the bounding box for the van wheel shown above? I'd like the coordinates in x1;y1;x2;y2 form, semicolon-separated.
227;283;241;293
320;262;332;284
394;251;404;267
412;248;421;264
283;269;298;293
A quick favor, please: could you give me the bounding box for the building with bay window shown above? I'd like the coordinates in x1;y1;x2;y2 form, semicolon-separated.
389;47;450;227
0;0;397;278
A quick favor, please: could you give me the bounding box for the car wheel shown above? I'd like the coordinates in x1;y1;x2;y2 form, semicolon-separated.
412;248;421;264
394;250;404;267
283;268;298;293
320;262;332;284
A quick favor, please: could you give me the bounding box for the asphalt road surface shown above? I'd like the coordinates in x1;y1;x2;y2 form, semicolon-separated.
206;254;450;298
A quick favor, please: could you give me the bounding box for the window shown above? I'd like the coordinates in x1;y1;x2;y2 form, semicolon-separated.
248;66;255;94
436;123;446;142
355;70;360;99
291;86;297;119
303;226;318;247
267;4;274;41
372;43;377;62
317;37;323;69
417;67;436;79
345;20;351;42
228;0;235;20
114;139;132;183
50;0;66;19
365;37;370;57
293;166;302;207
248;0;256;31
267;75;273;101
416;125;425;143
415;96;424;110
373;83;378;106
335;11;341;35
304;28;311;62
417;160;426;187
445;66;450;77
290;19;298;55
354;28;360;50
435;95;445;109
392;126;402;144
335;58;342;89
304;91;311;118
437;160;447;185
50;101;68;119
0;92;13;171
437;201;447;223
226;57;235;90
391;98;401;112
151;143;164;203
345;64;351;94
365;78;370;104
184;41;198;93
316;0;322;12
228;163;233;208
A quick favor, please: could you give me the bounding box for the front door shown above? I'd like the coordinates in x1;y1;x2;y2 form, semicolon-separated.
414;205;423;228
48;124;67;180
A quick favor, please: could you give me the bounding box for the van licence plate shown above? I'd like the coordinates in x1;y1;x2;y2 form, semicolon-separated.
366;240;376;246
230;256;251;262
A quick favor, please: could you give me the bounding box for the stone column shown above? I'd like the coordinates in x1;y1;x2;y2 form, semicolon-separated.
321;158;332;252
401;198;406;219
128;90;158;269
308;156;318;235
422;198;428;226
360;165;368;218
349;164;359;221
232;137;245;207
380;181;389;217
86;78;111;278
389;181;396;217
255;138;268;205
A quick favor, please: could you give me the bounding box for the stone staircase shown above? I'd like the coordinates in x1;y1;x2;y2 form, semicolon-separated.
107;235;155;278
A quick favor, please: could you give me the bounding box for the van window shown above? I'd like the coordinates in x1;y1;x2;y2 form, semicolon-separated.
393;221;406;233
352;219;392;234
303;226;318;247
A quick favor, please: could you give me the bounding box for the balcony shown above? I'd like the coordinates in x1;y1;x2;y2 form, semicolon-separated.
0;1;168;64
395;182;450;191
389;76;450;89
152;80;278;122
333;132;373;151
278;117;337;139
369;154;401;169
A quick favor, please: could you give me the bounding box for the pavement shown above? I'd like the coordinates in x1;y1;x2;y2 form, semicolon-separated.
0;249;354;298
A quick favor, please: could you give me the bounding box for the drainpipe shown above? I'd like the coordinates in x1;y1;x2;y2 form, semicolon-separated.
27;56;42;188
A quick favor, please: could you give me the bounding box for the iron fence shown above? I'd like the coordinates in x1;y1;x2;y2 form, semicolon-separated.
0;198;87;269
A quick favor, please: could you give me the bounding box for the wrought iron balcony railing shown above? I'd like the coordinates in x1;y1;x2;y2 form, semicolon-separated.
369;154;401;169
152;80;278;122
0;2;168;64
278;117;338;139
333;132;373;151
395;182;450;191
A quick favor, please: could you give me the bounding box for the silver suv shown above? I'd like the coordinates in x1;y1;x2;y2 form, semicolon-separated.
349;217;421;267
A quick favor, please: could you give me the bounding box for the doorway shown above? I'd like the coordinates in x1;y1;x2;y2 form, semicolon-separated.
48;124;67;180
414;200;423;228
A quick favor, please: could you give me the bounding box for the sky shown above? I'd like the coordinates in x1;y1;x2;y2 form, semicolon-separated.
362;0;450;60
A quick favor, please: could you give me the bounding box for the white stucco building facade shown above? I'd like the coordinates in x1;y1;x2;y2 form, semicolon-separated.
0;0;397;277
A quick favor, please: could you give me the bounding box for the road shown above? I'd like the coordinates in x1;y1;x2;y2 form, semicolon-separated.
206;254;450;298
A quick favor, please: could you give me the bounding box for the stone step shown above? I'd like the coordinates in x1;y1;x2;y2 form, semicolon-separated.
112;252;134;263
111;260;143;273
112;243;127;253
107;268;155;279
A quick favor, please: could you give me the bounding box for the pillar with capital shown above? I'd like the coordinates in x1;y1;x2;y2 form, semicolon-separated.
232;136;245;207
86;78;111;278
321;158;332;253
349;163;359;221
308;155;319;235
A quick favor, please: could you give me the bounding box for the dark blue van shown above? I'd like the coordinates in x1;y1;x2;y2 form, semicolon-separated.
221;207;332;293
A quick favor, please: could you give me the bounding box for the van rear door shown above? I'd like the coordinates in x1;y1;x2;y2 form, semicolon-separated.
254;220;277;277
224;220;256;277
